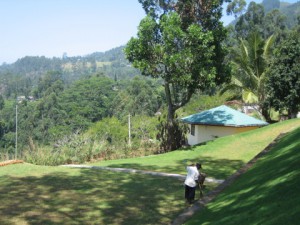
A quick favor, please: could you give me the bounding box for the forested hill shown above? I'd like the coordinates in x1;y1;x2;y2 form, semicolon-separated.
229;0;300;28
0;46;140;88
279;1;300;27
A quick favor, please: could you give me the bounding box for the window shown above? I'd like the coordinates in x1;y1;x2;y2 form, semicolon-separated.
191;124;195;136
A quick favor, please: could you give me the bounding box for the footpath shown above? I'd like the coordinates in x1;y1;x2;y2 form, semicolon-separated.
61;164;224;184
62;133;285;225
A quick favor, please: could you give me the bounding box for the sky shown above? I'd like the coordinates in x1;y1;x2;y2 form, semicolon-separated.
0;0;298;64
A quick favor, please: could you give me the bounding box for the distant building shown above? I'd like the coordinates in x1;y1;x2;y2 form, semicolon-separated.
17;96;26;103
181;105;268;146
17;96;35;103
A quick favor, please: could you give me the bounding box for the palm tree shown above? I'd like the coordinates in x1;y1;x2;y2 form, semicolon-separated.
222;32;274;121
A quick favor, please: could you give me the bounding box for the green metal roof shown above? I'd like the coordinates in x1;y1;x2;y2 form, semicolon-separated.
181;105;268;127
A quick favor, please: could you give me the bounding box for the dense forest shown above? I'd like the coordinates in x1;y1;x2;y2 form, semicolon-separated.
0;0;299;165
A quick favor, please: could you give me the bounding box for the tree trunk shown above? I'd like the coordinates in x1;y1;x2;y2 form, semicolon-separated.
261;104;271;123
160;82;185;151
288;108;298;119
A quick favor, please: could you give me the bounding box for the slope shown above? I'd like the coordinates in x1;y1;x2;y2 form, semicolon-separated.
185;124;300;224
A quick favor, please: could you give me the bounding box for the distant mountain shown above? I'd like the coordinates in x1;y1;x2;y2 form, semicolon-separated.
0;46;141;98
280;1;300;27
228;0;300;28
0;46;140;82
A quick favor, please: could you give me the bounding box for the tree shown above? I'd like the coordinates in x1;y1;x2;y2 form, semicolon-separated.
110;77;164;119
266;29;300;118
234;1;289;42
262;9;288;42
222;32;274;121
34;71;64;98
61;74;116;128
125;8;229;150
0;95;4;110
262;0;280;13
226;0;247;18
235;2;265;39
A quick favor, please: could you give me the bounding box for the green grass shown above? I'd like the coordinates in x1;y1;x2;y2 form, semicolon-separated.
0;118;299;224
0;164;185;225
90;119;300;180
184;126;300;225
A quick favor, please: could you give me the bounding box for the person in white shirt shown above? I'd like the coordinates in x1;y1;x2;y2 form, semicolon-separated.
184;163;201;204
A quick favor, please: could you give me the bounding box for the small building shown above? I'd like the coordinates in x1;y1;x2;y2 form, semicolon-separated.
181;105;268;146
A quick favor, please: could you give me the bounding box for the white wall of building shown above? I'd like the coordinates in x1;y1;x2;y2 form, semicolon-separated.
187;124;258;146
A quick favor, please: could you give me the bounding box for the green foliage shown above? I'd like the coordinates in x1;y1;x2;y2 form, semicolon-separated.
223;32;274;121
235;2;265;39
178;91;236;117
226;0;247;18
130;114;159;141
262;9;288;44
1;119;300;225
92;118;300;179
262;0;280;13
125;11;226;150
0;95;4;110
34;71;64;98
266;28;300;118
24;146;66;166
185;125;300;225
61;74;116;127
156;113;188;152
0;165;184;225
88;117;127;146
280;1;300;28
111;76;164;118
2;0;300;163
234;1;290;42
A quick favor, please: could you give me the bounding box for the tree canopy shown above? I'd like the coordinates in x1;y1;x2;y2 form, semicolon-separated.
266;28;300;118
126;0;230;150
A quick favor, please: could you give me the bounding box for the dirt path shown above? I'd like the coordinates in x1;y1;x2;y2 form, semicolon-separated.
61;132;285;225
61;164;224;184
0;160;23;167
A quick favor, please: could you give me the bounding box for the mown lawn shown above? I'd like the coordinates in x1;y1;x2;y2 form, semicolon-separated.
0;118;299;224
0;164;185;225
184;125;300;225
91;119;300;180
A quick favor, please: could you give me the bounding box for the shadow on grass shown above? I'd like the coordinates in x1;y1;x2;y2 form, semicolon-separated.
0;167;187;225
103;156;244;181
186;127;300;225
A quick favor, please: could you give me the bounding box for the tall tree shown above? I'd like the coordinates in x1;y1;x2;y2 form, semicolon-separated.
111;77;164;119
262;9;288;42
222;32;274;121
126;1;229;150
266;28;300;118
0;95;4;110
235;2;265;39
226;0;247;18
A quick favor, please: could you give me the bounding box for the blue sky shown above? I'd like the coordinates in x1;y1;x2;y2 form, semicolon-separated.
0;0;298;64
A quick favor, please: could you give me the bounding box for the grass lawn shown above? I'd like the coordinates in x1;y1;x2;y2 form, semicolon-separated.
184;125;300;225
90;119;300;180
0;164;186;225
0;118;299;224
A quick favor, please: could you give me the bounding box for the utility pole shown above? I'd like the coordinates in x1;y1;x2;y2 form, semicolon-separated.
128;114;131;147
15;103;18;159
